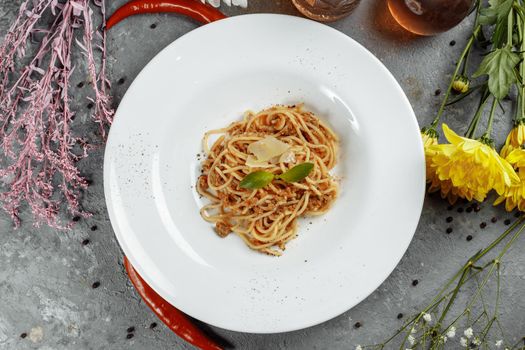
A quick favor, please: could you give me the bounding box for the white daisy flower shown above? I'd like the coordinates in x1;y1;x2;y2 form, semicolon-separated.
460;337;468;347
495;340;503;348
411;327;417;334
408;335;415;345
473;337;481;346
446;326;456;338
464;327;474;339
442;336;448;343
422;313;432;323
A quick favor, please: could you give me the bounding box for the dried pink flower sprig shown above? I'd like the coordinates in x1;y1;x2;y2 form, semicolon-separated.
0;0;113;228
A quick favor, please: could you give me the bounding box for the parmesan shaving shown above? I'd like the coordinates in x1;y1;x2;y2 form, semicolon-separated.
279;150;296;163
246;155;272;168
247;136;290;162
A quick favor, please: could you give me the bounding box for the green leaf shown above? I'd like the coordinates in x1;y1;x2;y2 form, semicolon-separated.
479;0;513;25
473;47;520;100
277;162;314;183
239;171;274;189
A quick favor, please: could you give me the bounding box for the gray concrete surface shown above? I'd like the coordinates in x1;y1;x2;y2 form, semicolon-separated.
0;1;524;349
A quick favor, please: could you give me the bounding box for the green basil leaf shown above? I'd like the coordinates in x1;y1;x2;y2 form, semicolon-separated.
277;162;314;183
473;47;520;100
239;171;274;189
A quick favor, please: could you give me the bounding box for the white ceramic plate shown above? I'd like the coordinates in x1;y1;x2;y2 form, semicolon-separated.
104;14;424;334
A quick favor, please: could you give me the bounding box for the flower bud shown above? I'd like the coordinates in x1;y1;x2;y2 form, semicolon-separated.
452;75;470;93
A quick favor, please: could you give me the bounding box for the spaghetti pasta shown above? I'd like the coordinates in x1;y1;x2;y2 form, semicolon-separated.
197;105;339;256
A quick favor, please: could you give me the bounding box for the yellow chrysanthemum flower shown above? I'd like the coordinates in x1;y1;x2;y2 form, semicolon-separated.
422;128;438;181
428;124;519;203
494;148;525;211
423;127;479;204
500;120;525;158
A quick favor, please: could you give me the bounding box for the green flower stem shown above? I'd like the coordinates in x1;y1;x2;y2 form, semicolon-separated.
475;215;524;261
463;0;483;77
482;97;499;139
429;0;482;130
507;6;514;49
519;6;525;122
495;266;507;343
380;216;525;350
465;88;490;138
430;26;481;130
461;46;472;76
449;220;525;327
431;219;525;347
435;266;469;327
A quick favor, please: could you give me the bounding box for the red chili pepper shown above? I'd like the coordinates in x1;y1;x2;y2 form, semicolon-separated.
106;0;227;30
124;257;223;350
